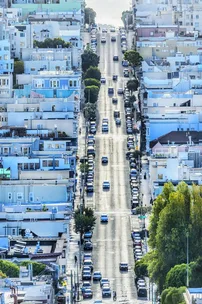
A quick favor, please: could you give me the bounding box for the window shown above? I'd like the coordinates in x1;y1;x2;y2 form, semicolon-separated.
70;159;74;166
30;163;34;170
4;46;9;51
69;80;73;87
50;80;59;88
48;160;53;167
4;55;8;60
55;160;59;167
8;193;12;200
195;22;199;27
18;163;22;170
20;32;25;37
24;163;28;170
196;14;199;19
158;174;163;179
29;192;34;202
35;163;40;169
74;80;77;87
43;160;47;167
12;229;16;235
17;192;23;200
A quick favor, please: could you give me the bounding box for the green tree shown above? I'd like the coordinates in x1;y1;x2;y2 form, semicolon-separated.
82;50;100;72
127;79;139;92
0;260;19;277
124;50;143;67
161;287;186;304
84;85;99;103
190;257;202;287
80;163;89;173
84;67;101;81
84;102;97;121
33;38;71;48
84;78;101;88
84;7;96;25
74;207;96;238
13;60;24;85
20;261;46;276
135;257;149;277
165;264;188;288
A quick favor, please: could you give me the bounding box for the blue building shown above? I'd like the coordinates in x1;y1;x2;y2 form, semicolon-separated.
0;40;14;75
15;70;81;98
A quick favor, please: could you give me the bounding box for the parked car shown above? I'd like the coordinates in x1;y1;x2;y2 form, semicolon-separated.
84;241;93;251
83;288;93;299
82;271;92;280
102;286;111;298
81;281;91;293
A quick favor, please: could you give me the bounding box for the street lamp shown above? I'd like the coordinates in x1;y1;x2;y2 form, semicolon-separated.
186;230;189;287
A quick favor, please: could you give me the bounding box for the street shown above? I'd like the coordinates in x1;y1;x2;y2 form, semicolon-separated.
82;30;137;303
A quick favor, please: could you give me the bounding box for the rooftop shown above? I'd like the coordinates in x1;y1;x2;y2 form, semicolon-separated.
150;131;202;148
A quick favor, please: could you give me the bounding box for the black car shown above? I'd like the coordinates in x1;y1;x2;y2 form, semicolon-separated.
112;97;118;104
84;241;93;251
119;263;128;271
108;87;114;95
102;156;108;164
113;55;119;61
112;75;118;81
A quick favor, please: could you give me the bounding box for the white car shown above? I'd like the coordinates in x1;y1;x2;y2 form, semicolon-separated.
101;37;106;43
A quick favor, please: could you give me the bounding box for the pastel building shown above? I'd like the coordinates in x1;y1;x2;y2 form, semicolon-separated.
15;70;81;99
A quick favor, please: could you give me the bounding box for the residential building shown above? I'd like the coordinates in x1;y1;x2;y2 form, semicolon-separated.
15;70;81;99
184;288;202;304
22;47;80;74
11;0;82;19
149;132;202;197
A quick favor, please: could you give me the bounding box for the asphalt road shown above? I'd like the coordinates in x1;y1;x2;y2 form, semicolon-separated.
82;31;138;304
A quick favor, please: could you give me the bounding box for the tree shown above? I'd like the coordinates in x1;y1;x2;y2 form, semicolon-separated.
190;257;202;287
124;50;143;67
20;261;46;276
135;257;149;278
84;7;96;25
121;10;133;27
80;163;89;173
147;182;202;291
74;207;96;238
84;67;101;81
33;38;71;48
82;50;100;72
161;287;186;304
84;102;97;121
84;78;101;88
84;85;99;103
165;264;188;289
127;79;139;92
13;60;24;85
0;260;19;277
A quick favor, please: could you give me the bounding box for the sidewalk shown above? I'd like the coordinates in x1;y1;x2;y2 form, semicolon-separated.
66;112;87;303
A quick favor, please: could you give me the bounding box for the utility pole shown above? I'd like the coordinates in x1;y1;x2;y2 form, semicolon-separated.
186;231;189;287
70;270;73;304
